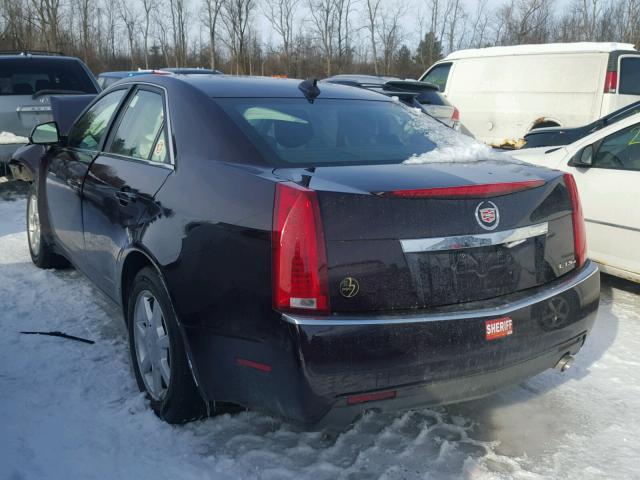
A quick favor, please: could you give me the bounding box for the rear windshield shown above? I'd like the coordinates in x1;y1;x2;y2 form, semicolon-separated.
215;98;456;167
415;90;447;106
0;58;97;96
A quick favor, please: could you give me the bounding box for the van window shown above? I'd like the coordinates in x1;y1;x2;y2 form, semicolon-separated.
619;57;640;95
421;63;451;92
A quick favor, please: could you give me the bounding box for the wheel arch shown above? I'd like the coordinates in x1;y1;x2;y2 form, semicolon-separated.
529;117;562;131
119;246;211;409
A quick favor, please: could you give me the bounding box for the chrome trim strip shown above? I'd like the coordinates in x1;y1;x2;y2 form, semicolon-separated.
400;222;548;253
282;261;599;326
17;106;52;113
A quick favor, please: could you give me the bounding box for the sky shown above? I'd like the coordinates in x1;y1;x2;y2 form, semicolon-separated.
251;0;573;54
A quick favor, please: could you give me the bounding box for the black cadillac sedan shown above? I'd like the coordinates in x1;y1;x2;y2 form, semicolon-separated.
10;74;600;427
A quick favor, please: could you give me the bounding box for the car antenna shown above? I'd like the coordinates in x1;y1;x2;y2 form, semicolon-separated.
299;78;320;103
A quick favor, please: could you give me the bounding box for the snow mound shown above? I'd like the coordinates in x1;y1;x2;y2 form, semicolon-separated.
401;105;506;164
0;131;28;145
404;142;502;164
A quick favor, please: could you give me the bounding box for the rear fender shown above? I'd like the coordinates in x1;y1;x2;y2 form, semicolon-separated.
119;247;211;410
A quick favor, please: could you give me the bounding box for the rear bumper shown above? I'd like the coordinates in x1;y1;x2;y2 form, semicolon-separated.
189;261;599;427
282;260;599;426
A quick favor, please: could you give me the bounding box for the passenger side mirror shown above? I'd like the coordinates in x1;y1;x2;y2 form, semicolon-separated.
570;145;594;167
30;122;60;145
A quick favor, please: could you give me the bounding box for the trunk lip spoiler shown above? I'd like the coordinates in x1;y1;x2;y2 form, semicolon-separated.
399;222;548;253
281;260;598;326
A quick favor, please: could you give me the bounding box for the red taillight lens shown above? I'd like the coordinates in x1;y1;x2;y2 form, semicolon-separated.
385;180;545;199
452;107;460;122
604;70;617;93
272;182;330;314
564;173;587;268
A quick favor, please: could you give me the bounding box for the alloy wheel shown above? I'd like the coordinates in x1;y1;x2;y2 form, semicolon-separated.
27;194;41;256
133;290;171;401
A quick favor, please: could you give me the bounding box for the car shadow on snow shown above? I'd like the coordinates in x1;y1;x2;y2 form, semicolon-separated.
0;178;29;201
439;271;627;460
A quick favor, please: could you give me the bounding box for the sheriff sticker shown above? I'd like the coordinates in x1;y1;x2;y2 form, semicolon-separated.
485;317;513;340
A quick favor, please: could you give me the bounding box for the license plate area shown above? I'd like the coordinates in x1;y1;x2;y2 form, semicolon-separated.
409;238;543;307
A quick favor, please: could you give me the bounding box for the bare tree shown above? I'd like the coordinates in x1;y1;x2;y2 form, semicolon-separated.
308;0;336;75
30;0;62;51
202;0;224;70
377;1;406;74
168;0;189;66
364;0;381;74
263;0;300;74
141;0;156;68
119;0;138;68
222;0;255;74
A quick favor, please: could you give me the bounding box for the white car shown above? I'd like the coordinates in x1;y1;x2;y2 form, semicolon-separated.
510;112;640;283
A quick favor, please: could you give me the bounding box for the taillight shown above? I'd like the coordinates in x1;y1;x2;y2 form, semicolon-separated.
272;182;330;314
564;174;587;268
452;106;460;122
384;180;545;199
604;70;617;93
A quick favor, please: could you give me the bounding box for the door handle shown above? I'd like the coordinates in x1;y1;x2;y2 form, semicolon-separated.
114;190;138;206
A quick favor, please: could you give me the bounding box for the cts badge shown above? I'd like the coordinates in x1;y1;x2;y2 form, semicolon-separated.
485;316;513;340
340;277;359;298
475;201;499;230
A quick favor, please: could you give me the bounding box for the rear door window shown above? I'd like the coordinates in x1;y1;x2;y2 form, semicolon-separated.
420;63;452;92
67;89;126;151
618;57;640;95
107;89;167;163
0;58;97;96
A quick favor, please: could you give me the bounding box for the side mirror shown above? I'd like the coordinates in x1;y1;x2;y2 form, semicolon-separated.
30;121;60;145
569;144;594;167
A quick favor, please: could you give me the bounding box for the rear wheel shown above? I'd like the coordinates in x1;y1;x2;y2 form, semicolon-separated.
127;267;207;423
27;185;68;269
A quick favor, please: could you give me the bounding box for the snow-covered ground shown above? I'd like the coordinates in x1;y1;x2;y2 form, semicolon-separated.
1;187;639;480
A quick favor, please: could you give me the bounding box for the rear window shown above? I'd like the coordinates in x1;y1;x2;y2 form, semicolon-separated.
415;90;448;106
0;58;97;96
420;63;451;92
619;57;640;95
215;98;456;167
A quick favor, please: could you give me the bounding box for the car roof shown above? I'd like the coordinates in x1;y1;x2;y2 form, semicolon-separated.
99;71;151;78
0;54;83;62
158;74;392;100
162;67;221;74
446;42;637;60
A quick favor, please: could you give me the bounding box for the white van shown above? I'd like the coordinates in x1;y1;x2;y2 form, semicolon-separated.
420;42;640;147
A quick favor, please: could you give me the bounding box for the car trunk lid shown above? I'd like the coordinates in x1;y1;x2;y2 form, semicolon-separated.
273;161;577;313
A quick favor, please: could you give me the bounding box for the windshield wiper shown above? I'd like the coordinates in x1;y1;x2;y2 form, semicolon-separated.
32;89;86;99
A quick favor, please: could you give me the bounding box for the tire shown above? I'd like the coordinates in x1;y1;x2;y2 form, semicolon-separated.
127;266;207;423
26;185;69;269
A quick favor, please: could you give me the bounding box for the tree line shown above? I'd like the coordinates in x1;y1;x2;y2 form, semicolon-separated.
1;0;640;79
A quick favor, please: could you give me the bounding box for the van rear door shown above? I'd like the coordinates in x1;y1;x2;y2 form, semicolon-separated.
604;54;640;114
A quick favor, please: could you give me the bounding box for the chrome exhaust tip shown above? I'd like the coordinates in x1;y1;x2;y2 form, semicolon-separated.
555;354;575;372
